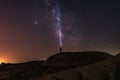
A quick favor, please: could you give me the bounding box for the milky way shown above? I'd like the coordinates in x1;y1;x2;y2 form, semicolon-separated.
53;0;63;48
0;0;120;63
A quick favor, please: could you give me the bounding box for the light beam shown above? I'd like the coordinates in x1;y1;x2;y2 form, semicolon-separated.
53;0;63;53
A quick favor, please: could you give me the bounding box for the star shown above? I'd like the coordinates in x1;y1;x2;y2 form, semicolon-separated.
34;21;38;25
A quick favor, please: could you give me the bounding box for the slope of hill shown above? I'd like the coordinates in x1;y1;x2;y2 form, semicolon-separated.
0;51;116;80
41;51;113;75
33;54;120;80
45;51;112;66
0;61;46;80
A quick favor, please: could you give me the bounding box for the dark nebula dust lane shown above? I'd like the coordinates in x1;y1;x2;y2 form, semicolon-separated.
0;0;120;63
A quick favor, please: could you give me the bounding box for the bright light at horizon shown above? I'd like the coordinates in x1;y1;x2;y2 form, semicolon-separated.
0;51;19;63
0;57;6;64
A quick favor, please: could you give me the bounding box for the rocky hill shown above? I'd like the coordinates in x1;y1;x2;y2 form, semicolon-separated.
0;61;46;80
45;51;112;66
34;54;120;80
42;51;113;75
0;51;117;80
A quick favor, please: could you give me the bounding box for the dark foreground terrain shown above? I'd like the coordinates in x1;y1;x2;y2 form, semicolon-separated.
0;51;120;80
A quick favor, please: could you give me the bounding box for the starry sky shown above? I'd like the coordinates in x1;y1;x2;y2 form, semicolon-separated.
0;0;120;63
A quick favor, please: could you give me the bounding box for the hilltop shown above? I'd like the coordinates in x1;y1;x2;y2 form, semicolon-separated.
35;53;120;80
0;51;117;80
45;51;112;66
42;51;113;75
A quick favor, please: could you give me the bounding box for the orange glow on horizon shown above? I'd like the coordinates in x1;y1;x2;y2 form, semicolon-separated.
0;57;7;64
0;50;18;63
0;56;17;64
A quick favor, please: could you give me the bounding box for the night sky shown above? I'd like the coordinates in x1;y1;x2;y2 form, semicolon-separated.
0;0;120;63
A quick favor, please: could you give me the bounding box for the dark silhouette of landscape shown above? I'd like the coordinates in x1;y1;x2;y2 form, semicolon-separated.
0;51;120;80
